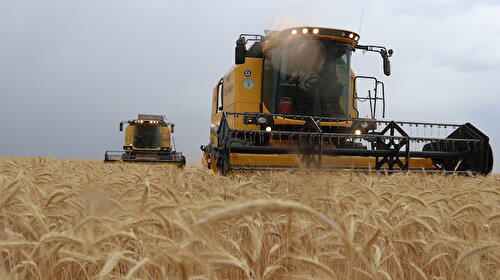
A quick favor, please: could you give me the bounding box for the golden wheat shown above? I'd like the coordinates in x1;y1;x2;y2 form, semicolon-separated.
0;156;499;279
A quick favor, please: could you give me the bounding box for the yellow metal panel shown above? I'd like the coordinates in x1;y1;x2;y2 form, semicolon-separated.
229;153;377;168
132;147;161;151
350;70;358;118
406;158;436;169
124;126;134;147
262;104;271;114
210;57;264;131
228;153;437;171
273;117;353;128
223;67;236;108
212;78;223;115
234;58;262;104
222;58;262;112
236;102;260;112
161;126;171;149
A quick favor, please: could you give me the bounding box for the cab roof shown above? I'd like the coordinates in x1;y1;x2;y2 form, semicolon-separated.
263;27;360;52
138;114;164;121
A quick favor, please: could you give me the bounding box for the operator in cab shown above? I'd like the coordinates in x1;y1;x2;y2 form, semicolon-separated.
265;38;351;118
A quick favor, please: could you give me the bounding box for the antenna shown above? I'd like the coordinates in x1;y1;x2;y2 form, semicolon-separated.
358;7;365;35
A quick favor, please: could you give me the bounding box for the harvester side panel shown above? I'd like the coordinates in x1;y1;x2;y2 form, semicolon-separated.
161;126;172;149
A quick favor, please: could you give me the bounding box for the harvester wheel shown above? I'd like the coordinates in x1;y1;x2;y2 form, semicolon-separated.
180;155;187;167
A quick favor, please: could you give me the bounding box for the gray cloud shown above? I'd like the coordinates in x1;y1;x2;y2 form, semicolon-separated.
379;1;500;73
386;0;499;18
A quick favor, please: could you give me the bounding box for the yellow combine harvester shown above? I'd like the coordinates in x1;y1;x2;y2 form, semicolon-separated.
105;114;186;166
201;27;493;175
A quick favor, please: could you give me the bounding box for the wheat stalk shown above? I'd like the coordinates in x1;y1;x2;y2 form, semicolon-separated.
0;157;498;279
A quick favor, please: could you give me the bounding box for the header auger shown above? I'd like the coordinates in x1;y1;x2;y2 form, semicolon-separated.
201;27;493;175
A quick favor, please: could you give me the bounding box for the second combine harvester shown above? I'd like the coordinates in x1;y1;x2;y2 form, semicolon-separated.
105;114;186;166
201;27;493;175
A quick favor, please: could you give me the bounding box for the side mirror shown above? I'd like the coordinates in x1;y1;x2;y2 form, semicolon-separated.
383;57;391;76
170;123;175;133
235;37;246;64
119;122;124;131
382;49;393;76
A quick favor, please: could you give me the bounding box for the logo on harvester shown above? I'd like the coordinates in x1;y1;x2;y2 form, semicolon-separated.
244;70;251;77
243;78;254;89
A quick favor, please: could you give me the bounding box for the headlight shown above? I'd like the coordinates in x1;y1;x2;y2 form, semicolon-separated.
354;129;361;135
266;126;272;132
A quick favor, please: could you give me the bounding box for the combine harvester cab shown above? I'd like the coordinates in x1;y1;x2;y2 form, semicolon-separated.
201;27;493;175
105;114;186;166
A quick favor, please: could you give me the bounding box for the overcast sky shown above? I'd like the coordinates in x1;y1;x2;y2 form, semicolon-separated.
1;0;499;172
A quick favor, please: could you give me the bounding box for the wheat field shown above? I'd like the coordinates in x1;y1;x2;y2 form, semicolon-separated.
0;157;499;279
